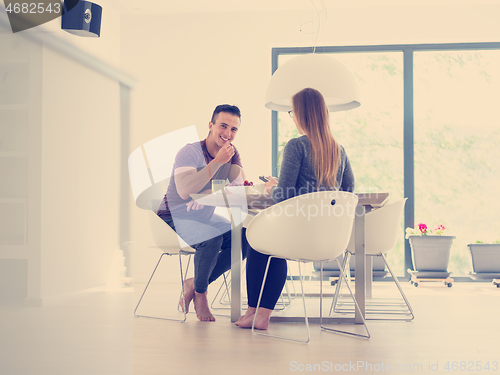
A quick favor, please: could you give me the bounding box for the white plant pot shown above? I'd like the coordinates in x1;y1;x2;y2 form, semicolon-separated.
468;244;500;274
408;236;455;272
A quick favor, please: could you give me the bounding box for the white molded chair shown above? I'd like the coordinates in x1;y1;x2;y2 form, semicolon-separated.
246;191;370;343
128;126;203;322
132;191;232;320
132;182;197;322
331;198;414;321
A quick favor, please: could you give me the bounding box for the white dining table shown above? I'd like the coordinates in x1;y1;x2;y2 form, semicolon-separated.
191;190;389;323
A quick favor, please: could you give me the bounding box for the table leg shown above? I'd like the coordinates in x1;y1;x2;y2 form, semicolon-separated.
354;205;366;323
230;206;242;322
366;257;373;299
364;206;373;299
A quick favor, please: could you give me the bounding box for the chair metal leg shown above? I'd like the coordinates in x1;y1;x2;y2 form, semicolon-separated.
273;290;287;310
330;251;351;316
330;253;414;321
134;252;189;322
252;258;310;343
177;253;193;313
321;260;370;339
282;278;293;306
380;253;414;321
210;271;232;310
274;264;292;310
274;278;295;310
178;252;188;320
287;263;297;299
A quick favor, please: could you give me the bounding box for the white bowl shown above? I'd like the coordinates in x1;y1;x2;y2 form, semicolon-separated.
245;184;266;195
224;184;267;195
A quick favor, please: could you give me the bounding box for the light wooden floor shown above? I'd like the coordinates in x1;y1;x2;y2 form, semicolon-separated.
1;280;499;375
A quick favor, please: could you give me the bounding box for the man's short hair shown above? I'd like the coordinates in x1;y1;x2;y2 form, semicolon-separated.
211;104;241;124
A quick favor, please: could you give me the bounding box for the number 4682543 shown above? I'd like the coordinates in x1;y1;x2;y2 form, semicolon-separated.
5;3;62;14
443;361;498;372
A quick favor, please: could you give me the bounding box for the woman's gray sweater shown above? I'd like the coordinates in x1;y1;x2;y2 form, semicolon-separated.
271;135;355;203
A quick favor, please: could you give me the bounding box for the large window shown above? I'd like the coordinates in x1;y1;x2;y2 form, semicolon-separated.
272;43;500;277
414;50;500;276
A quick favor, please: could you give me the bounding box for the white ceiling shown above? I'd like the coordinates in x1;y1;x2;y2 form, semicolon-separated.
105;0;500;15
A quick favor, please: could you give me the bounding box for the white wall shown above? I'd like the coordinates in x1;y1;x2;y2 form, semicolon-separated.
121;3;500;282
1;1;127;303
40;48;121;299
35;3;125;302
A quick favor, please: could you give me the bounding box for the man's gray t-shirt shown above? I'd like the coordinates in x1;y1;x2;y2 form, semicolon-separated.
157;139;242;221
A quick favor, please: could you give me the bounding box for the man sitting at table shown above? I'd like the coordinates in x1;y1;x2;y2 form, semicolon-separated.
157;104;250;322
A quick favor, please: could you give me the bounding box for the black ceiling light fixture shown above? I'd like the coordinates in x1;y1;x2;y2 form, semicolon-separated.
61;0;102;38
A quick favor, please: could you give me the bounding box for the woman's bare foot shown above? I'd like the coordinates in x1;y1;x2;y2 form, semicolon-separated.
235;307;256;324
235;307;272;330
179;278;195;313
234;312;255;328
193;291;216;322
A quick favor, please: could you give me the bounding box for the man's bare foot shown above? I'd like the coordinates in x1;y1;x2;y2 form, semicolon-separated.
193;291;216;322
235;307;272;330
235;307;256;324
179;278;195;313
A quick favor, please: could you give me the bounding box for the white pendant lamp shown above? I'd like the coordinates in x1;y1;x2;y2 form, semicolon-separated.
264;53;361;112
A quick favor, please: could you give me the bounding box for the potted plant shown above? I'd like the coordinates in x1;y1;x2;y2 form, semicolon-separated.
468;240;500;280
406;224;456;273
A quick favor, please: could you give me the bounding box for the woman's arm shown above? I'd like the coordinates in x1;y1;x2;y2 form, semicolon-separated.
340;149;355;192
271;138;303;203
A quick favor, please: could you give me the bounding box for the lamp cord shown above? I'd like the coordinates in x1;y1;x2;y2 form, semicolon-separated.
299;0;327;53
